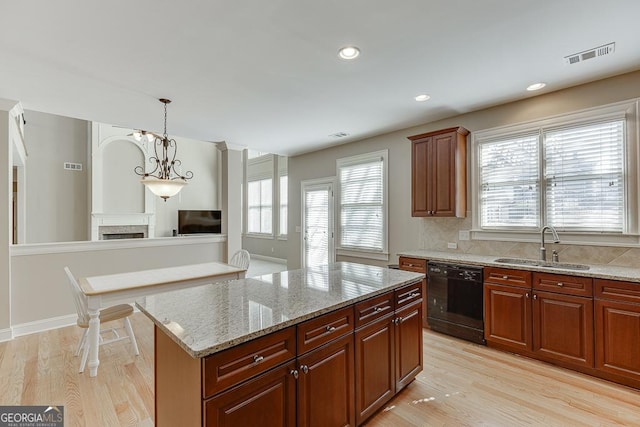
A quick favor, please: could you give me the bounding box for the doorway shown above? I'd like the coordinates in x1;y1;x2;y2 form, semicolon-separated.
301;179;335;268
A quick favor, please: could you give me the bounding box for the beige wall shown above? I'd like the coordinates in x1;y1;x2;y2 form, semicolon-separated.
24;110;89;243
0;107;11;334
287;70;640;269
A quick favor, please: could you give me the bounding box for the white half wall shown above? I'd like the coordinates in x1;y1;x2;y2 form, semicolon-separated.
9;235;225;331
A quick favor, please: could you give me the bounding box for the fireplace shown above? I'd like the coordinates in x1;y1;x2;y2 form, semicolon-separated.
98;225;148;240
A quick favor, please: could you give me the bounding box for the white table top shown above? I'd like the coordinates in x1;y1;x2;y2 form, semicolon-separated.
79;261;245;295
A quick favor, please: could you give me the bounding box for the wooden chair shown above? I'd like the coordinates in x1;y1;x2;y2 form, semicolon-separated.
64;267;139;373
229;249;251;270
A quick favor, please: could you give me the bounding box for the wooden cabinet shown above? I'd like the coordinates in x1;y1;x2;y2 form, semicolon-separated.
594;279;640;386
532;273;594;368
354;285;423;425
398;256;428;327
484;282;532;352
155;280;425;426
408;127;468;218
297;333;355;427
484;268;532;352
485;269;595;370
204;362;297;427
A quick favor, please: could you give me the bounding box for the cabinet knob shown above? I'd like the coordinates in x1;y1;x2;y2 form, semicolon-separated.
525;292;530;298
502;275;509;280
533;294;538;300
300;365;309;374
394;317;402;325
373;306;381;313
557;282;564;287
325;325;336;333
290;369;299;379
253;355;264;364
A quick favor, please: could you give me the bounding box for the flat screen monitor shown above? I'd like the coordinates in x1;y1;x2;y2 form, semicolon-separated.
178;210;222;235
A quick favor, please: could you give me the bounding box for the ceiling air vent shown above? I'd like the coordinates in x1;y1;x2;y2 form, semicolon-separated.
329;132;349;138
564;42;615;65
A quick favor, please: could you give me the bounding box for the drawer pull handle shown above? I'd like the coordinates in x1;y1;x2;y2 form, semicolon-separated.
407;263;415;267
290;369;299;379
409;292;419;298
373;306;381;313
253;355;264;363
557;282;564;287
300;365;309;374
502;275;509;280
325;325;336;333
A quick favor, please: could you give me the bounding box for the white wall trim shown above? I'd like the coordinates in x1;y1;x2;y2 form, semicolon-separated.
0;327;12;343
10;234;227;256
250;254;287;264
11;313;77;338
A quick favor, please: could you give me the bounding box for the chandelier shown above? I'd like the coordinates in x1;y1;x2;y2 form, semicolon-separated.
134;98;193;201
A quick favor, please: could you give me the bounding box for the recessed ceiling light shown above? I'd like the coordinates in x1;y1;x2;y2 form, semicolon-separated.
415;94;431;102
338;46;360;60
526;82;546;91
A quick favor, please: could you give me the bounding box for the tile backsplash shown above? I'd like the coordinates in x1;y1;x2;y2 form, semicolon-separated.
420;217;640;268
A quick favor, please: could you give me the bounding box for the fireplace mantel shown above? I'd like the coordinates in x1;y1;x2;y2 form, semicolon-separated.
91;213;154;241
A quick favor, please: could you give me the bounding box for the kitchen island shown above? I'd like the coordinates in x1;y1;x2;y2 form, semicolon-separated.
137;262;425;427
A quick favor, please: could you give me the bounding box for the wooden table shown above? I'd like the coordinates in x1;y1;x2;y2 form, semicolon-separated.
78;262;246;377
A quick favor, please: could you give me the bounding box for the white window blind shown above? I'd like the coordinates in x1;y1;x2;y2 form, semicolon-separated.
544;120;624;232
479;134;540;228
305;187;330;267
338;153;385;252
247;178;272;234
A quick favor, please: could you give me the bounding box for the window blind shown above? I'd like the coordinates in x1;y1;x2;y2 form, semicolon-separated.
247;178;272;234
479;134;540;228
339;157;384;250
544;120;624;232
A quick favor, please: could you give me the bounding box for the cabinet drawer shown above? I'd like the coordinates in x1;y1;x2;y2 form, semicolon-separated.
399;257;427;273
533;272;593;297
395;281;423;309
355;291;394;328
297;306;355;355
595;279;640;304
484;267;532;288
203;326;296;399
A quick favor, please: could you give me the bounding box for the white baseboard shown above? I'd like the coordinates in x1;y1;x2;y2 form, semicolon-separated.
12;314;77;338
250;254;287;264
0;327;12;343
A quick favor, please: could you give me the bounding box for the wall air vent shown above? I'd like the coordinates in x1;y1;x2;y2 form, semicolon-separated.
564;42;615;65
64;162;83;171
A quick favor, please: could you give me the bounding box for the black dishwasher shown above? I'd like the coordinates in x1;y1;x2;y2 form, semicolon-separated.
427;262;485;345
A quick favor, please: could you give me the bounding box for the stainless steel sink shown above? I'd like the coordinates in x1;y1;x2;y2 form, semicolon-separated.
494;258;590;271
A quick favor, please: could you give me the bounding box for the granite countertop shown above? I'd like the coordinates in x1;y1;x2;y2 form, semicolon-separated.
136;262;424;358
397;249;640;283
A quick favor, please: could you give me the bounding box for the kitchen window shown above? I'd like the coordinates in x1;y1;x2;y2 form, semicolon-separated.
472;100;638;244
247;178;272;234
336;150;388;260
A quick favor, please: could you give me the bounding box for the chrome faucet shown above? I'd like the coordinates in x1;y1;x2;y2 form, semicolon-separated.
540;226;560;261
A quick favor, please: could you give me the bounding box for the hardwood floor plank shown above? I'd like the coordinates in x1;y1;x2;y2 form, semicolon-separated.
1;314;639;426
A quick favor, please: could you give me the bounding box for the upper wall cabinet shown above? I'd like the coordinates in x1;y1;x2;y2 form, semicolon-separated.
408;127;468;218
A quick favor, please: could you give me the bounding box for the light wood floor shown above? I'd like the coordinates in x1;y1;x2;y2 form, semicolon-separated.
1;314;639;427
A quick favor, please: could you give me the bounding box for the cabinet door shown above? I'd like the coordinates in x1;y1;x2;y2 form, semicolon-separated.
411;138;431;216
395;301;423;391
297;333;355;427
532;291;594;368
204;363;297;427
484;283;532;352
430;131;457;217
595;299;640;382
355;316;395;425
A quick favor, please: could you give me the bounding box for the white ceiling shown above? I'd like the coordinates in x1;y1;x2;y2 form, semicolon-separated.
1;1;639;156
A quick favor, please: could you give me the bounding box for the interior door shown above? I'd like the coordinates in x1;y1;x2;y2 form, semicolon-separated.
301;180;335;268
